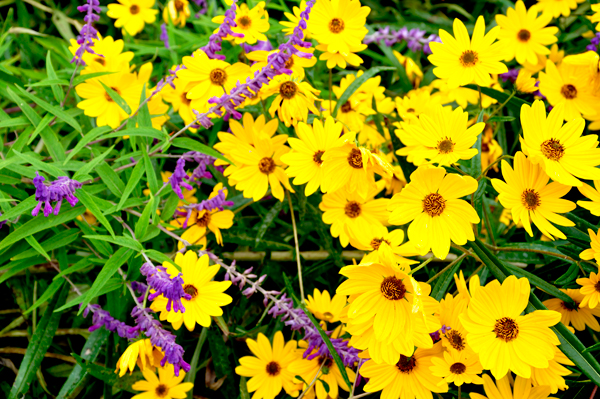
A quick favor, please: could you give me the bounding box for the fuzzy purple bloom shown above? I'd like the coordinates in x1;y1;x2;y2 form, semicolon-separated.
169;158;195;200
364;26;440;54
587;32;600;52
160;23;170;49
32;172;82;217
200;0;244;60
191;0;208;17
0;212;6;229
175;189;234;229
84;304;140;339
499;68;520;83
429;324;451;342
241;40;274;53
168;152;216;200
140;262;191;313
72;0;102;66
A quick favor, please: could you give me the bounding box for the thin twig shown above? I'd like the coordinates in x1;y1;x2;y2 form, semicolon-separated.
349;359;364;398
0;347;78;364
287;190;305;302
297;360;326;399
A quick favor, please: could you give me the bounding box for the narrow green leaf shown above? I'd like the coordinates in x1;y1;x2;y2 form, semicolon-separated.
28;114;53;145
96;162;125;197
83;235;143;252
24;279;65;315
63;126;112;164
145;249;179;270
27;78;70;87
12;229;80;261
56;278;123;313
134;196;155;240
46;51;65;104
76;220;113;257
376;44;412;93
71;354;140;394
184;327;208;399
76;189;116;239
464;84;531;111
24;234;51;261
73;145;115;180
486;116;515;123
142;146;159;193
72;71;116;86
431;258;464;301
102;127;167;140
138;85;152;128
332;66;396;117
12;150;66;178
99;81;131;114
53;256;100;280
171;137;232;165
0;115;30;128
554;262;579;286
255;201;283;246
116;160;145;211
0;257;46;285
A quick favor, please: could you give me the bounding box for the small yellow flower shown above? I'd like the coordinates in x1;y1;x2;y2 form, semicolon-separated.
131;364;193;399
515;69;538;94
524;43;564;74
577;180;600;216
163;0;190;27
263;74;320;127
543;289;600;331
68;34;133;74
429;348;484;386
212;1;269;44
470;374;553;399
246;47;316;79
591;4;600;31
107;0;158;36
306;289;347;323
394;50;423;86
317;43;366;69
115;339;163;377
536;0;585;18
576;270;600;309
579;228;600;263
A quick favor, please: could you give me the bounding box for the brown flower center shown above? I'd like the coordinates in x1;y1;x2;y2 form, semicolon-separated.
423;193;446;217
370;238;390;251
450;362;467;375
344;201;361;218
406;108;415;113
596;281;600;293
155;384;168;398
279;81;298;99
445;330;465;351
174;0;184;11
322;311;334;320
183;284;198;298
540;138;565;161
94;57;106;66
130;4;140;14
494;317;519;342
341;101;352;113
180;92;191;106
521;189;541;211
380;276;407;301
437;138;455;154
328;18;345;33
196;211;211;228
258;157;276;174
560;300;580;311
459;50;479;67
313;150;325;165
237;15;252;29
266;361;281;376
560;84;577;99
517;29;531;42
209;68;227;86
104;87;121;102
284;57;294;69
396;355;416;373
347;148;363;169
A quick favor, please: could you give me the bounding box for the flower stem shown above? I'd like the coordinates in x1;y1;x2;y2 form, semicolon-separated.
488;91;516;119
409;256;434;275
426;252;469;284
287;190;305;303
477;154;514;181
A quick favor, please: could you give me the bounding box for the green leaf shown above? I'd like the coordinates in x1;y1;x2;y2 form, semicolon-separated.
96;162;126;197
554;262;580;286
102;127;167;140
376;45;412;93
24;279;65;315
137;85;152;128
14;84;82;133
12;150;66;178
8;283;69;399
71;354;139;394
0;257;46;285
171;137;233;165
0;115;30;128
134;196;155;240
72;71;116;86
431;257;464;301
77;247;133;315
255;201;283;246
184;327;208;398
142;146;159;193
63;126;112;164
55;277;123;313
116;160;145;211
83;235;143;252
332;66;396;117
24;234;51;261
464;84;530;112
486;116;515;123
76;189;116;239
504;263;576;306
12;229;80;261
73;145;115;180
145;249;179;270
53;256;99;280
99;81;131;115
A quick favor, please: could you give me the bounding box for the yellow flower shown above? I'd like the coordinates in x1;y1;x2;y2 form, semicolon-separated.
429;348;483;386
170;183;234;250
306;289;347;323
401;104;484;166
495;1;558;65
161;78;197;130
115;339;163;377
307;0;370;55
107;0;158;36
317;43;366;69
460;275;561;379
280;117;350;195
491;151;575;240
177;50;251;112
75;72;143;128
395;90;441;125
591;4;600;31
515;69;538;94
388;166;480;260
144;171;197;205
349;226;418;268
438;293;473;354
360;349;448;398
394;50;424;86
530;347;574;393
539;60;598;121
431;77;500;109
470;374;553;399
264;74;320;127
454;270;481;304
520;100;600;186
428;16;508;88
246;47;316;78
212;1;269;45
579;228;600;264
227;130;294;201
524;43;564;74
578;269;600;309
76;209;98;225
577;180;600;216
562;51;600;99
536;0;585;18
382;165;407;196
280;1;311;39
163;0;190;27
235;332;302;399
543;288;600;331
131;364;193;399
150;251;232;331
319;182;390;248
68;35;133;74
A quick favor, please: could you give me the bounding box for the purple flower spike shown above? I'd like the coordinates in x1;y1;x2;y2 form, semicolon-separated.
141;262;191;313
72;0;102;66
169;158;194;200
32;172;82;217
191;0;208;17
364;26;440;54
160;23;170;49
200;0;243;61
85;305;140;340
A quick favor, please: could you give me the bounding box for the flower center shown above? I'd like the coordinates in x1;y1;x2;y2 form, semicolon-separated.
104;87;121;102
322;311;334;320
279;81;298;99
344;201;361;218
445;330;465;351
94;57;105;66
380;276;407;301
370;238;390;250
437;138;455;154
347;148;363;169
284;57;294;69
517;29;531;42
196;211;211;228
209;68;227;86
328;18;345;33
396;355;416;373
596;281;600;293
423;193;446;217
459;50;479;67
560;300;580;311
494;317;519;342
266;361;281;376
450;362;467;375
180;92;191;106
560;84;577;99
313;150;325;165
183;284;198;298
521;189;541;211
237;15;252;29
174;0;184;11
130;4;140;14
155;384;168;398
341;101;352;113
406;108;415;113
540;138;565;161
258;157;276;174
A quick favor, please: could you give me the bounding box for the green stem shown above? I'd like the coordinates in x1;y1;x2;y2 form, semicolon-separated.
488;91;516;119
409;256;434;275
287;190;305;302
477;155;514;181
426;253;469;284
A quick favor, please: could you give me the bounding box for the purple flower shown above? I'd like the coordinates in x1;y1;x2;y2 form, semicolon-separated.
168;152;216;200
191;0;208;17
140;262;191;313
175;188;234;229
160;23;170;49
72;0;101;66
200;0;244;60
32;172;82;217
0;212;6;229
169;158;194;200
587;32;600;52
499;68;520;83
84;305;140;340
241;40;274;53
364;26;440;54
